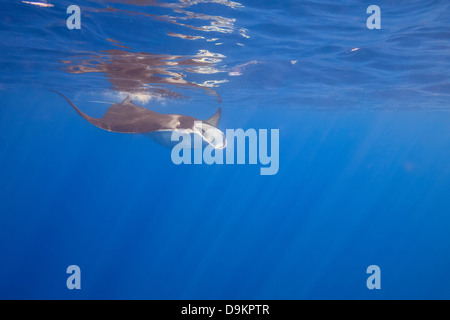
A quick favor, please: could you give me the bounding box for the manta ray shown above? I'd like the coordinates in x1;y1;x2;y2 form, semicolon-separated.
52;91;226;149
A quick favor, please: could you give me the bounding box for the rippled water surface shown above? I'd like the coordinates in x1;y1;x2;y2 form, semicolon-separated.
0;0;450;299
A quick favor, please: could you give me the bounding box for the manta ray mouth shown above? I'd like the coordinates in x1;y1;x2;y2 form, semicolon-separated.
146;127;227;149
193;122;227;149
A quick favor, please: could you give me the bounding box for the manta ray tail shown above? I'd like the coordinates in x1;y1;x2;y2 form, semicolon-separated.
204;107;221;127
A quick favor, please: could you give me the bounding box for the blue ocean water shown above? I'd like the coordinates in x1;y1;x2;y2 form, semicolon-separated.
0;0;449;299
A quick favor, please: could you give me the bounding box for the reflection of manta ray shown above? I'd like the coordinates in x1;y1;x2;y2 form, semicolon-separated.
52;91;226;149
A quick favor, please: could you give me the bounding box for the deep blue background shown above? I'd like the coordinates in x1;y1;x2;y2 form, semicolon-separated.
1;0;449;299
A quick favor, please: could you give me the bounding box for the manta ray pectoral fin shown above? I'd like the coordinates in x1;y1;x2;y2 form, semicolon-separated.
50;90;99;126
204;106;221;127
52;90;221;137
52;90;174;134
